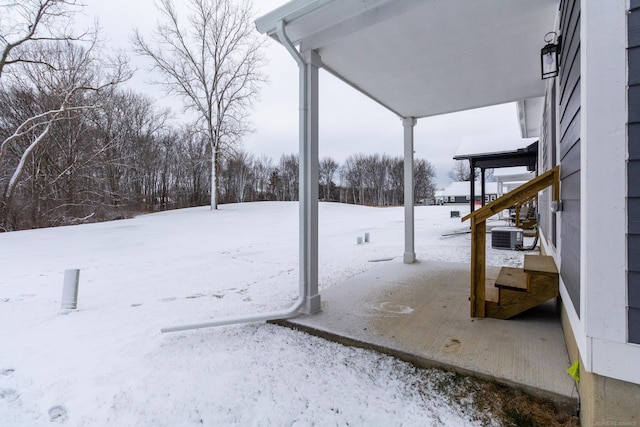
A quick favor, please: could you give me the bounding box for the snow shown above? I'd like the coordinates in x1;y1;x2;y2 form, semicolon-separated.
0;202;526;426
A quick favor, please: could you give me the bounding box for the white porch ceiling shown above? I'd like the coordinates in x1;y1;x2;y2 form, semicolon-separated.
256;0;559;119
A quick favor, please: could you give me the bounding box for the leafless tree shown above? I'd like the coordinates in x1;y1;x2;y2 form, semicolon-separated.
319;156;338;201
251;154;274;201
337;153;436;207
0;0;134;229
414;158;437;204
388;158;404;205
220;149;253;203
133;0;265;210
173;125;210;206
278;153;298;202
0;38;131;228
448;159;478;182
0;0;88;78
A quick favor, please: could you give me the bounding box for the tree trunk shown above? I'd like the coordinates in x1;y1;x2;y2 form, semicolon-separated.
210;147;218;210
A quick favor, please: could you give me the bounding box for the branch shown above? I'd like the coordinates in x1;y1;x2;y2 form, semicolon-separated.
0;0;87;78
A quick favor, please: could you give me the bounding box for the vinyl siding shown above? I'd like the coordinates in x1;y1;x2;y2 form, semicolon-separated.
628;0;640;343
539;87;557;247
559;0;581;316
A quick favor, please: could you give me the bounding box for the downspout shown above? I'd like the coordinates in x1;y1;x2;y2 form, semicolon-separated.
161;20;307;333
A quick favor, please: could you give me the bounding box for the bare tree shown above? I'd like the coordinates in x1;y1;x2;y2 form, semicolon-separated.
0;39;131;228
0;0;87;78
414;158;437;204
133;0;265;210
220;149;253;203
448;160;478;182
252;154;274;201
174;125;210;206
278;153;298;201
319;156;338;201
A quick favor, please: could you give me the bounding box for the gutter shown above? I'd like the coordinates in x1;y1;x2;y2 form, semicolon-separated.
255;0;335;37
161;20;309;333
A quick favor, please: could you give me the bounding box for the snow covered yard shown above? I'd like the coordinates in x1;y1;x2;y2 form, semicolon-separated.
0;202;526;426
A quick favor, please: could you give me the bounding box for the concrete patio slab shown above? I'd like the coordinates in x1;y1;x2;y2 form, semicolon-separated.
274;259;578;411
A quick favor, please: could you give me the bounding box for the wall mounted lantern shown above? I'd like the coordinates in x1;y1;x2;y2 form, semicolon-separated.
541;31;560;79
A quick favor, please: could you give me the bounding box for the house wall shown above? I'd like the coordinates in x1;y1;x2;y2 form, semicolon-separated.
579;0;633;381
539;85;557;248
558;0;581;316
544;0;638;380
628;0;640;344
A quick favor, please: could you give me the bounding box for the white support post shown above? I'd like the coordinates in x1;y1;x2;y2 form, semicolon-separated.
403;117;417;264
301;50;321;314
580;0;630;380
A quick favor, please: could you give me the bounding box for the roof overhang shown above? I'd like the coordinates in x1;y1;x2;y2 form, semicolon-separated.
256;0;559;119
453;141;538;171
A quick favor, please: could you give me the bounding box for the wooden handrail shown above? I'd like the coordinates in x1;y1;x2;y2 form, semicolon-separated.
461;165;560;317
462;166;560;223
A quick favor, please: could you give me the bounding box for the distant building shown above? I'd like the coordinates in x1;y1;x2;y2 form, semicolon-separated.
436;182;498;205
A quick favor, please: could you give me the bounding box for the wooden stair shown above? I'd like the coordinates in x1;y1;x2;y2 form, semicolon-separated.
462;165;560;318
485;255;559;319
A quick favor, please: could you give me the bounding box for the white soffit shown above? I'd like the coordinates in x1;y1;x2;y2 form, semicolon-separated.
256;0;559;119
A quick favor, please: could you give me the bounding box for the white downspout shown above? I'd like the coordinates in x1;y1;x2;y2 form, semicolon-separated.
161;20;308;333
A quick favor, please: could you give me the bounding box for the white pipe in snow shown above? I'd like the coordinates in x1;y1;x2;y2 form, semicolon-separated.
161;20;308;333
60;269;80;310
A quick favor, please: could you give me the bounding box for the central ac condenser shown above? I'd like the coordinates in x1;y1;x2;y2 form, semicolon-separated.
491;227;523;250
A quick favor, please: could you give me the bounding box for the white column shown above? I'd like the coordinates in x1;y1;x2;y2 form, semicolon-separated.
403;117;417;264
580;0;630;380
300;50;321;314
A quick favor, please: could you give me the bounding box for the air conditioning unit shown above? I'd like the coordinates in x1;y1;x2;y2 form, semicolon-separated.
491;227;523;250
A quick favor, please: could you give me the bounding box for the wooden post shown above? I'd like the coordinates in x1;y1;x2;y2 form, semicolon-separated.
552;167;561;201
470;218;477;317
470;160;476;213
481;168;486;207
470;217;486;317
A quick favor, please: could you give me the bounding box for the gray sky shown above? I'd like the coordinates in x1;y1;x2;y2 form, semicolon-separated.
81;0;528;188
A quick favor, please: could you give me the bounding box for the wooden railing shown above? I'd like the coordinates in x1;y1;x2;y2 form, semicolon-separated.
461;166;560;317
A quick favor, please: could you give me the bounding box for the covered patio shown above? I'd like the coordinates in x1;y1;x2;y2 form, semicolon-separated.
254;0;575;409
254;0;558;315
164;5;569;403
274;259;577;411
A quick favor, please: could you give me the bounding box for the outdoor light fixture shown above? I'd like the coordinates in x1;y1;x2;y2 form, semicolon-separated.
541;31;560;79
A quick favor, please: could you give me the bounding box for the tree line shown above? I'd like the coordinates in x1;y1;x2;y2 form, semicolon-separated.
0;0;437;231
219;152;437;207
0;74;437;230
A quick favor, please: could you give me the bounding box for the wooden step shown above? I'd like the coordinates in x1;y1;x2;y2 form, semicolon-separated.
524;254;558;275
494;267;528;292
485;282;500;304
485;256;560;320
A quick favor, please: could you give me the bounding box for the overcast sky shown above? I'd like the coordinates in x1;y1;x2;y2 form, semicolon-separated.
81;0;530;188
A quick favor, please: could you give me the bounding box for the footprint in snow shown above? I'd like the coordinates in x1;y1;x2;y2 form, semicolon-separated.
1;368;15;376
185;293;205;299
49;405;68;423
0;388;19;402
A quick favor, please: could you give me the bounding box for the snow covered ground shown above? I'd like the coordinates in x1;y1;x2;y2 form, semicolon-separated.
0;202;529;426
